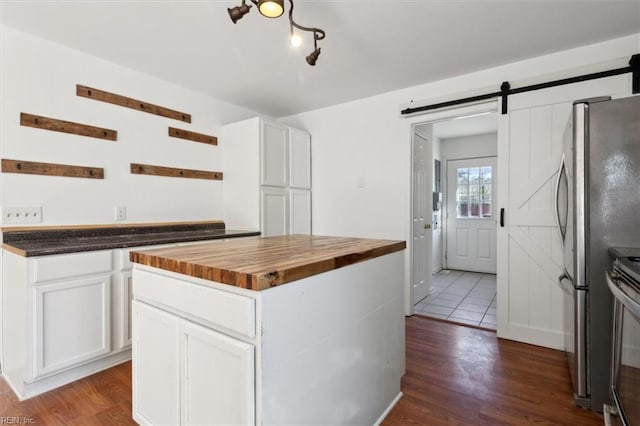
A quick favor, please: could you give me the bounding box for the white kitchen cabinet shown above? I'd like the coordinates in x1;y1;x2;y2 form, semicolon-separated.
289;188;312;235
132;300;180;426
115;271;133;350
260;121;288;187
132;269;256;426
288;127;311;189
261;187;288;237
1;249;131;400
180;319;255;425
33;274;111;378
222;117;312;235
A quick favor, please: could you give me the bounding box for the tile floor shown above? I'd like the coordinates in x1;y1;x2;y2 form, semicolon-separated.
413;270;497;330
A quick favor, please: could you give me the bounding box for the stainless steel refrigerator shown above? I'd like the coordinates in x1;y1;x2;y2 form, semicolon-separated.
555;95;640;411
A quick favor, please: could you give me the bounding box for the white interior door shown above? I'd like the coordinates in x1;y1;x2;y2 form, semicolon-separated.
412;131;432;305
446;157;497;273
497;75;629;349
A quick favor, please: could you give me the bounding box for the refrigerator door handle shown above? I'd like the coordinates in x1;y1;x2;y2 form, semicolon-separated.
558;270;574;295
554;153;567;241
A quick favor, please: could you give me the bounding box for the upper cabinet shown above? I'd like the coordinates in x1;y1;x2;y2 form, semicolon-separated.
260;122;288;187
221;117;312;236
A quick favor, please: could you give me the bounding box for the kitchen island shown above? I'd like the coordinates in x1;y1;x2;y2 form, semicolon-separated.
130;234;406;425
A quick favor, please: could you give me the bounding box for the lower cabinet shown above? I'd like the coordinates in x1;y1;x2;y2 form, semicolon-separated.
33;274;112;379
133;301;180;425
1;249;130;399
133;300;255;425
115;271;133;351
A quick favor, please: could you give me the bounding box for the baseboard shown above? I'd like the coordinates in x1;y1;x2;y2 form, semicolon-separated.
5;350;131;401
374;392;403;425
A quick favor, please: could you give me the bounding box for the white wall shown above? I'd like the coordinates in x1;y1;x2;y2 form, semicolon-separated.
279;33;639;313
0;25;258;226
440;132;497;161
281;34;638;241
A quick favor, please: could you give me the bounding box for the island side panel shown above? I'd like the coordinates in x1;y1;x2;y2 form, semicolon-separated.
259;251;405;425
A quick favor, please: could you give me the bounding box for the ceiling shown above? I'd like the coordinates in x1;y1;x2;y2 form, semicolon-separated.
1;1;639;117
432;113;497;140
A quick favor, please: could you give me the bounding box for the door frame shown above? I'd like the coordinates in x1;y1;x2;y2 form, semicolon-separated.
404;101;500;316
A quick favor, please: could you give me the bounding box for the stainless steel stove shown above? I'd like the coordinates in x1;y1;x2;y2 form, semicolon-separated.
605;248;640;425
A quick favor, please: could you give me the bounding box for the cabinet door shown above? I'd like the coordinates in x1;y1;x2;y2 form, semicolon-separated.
180;320;255;425
289;189;312;235
115;271;133;350
132;301;180;426
261;187;288;237
32;274;111;378
289;128;311;189
261;121;288;187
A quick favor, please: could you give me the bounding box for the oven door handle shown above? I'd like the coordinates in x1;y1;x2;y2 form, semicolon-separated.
606;271;640;320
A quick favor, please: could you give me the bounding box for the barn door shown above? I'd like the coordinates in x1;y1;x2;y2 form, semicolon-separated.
497;75;629;349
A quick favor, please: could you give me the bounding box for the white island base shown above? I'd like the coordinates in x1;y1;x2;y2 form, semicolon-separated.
132;250;405;425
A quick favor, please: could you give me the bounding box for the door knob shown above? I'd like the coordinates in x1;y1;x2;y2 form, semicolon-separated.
424;224;432;229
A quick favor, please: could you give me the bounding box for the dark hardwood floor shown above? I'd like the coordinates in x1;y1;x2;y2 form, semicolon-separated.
383;316;603;425
0;362;135;425
0;316;603;425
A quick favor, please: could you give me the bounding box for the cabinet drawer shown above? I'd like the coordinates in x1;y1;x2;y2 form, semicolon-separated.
133;269;255;339
33;251;112;283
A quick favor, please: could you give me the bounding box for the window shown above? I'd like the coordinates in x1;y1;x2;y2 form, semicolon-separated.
456;166;492;218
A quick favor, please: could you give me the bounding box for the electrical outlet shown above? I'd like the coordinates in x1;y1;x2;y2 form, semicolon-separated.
115;206;127;221
2;206;43;224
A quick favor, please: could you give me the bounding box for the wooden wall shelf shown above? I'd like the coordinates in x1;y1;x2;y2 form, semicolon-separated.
168;127;218;146
20;113;117;141
130;163;222;180
2;159;104;179
77;85;192;123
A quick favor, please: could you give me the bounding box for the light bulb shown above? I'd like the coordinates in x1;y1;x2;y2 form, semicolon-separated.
258;1;284;18
290;33;303;48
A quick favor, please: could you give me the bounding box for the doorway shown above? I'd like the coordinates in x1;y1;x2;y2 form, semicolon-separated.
410;110;499;330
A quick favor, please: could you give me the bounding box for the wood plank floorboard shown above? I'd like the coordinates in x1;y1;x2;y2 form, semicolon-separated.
0;316;603;425
383;316;603;425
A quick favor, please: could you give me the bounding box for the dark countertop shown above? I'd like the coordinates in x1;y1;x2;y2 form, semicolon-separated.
2;221;260;257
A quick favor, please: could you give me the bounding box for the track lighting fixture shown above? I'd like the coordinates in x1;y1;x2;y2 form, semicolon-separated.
227;0;326;66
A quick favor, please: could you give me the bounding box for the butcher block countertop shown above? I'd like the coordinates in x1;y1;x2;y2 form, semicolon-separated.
130;234;406;290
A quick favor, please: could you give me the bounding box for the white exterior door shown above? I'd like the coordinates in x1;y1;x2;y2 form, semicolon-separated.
497;75;629;349
412;131;432;305
446;157;497;273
